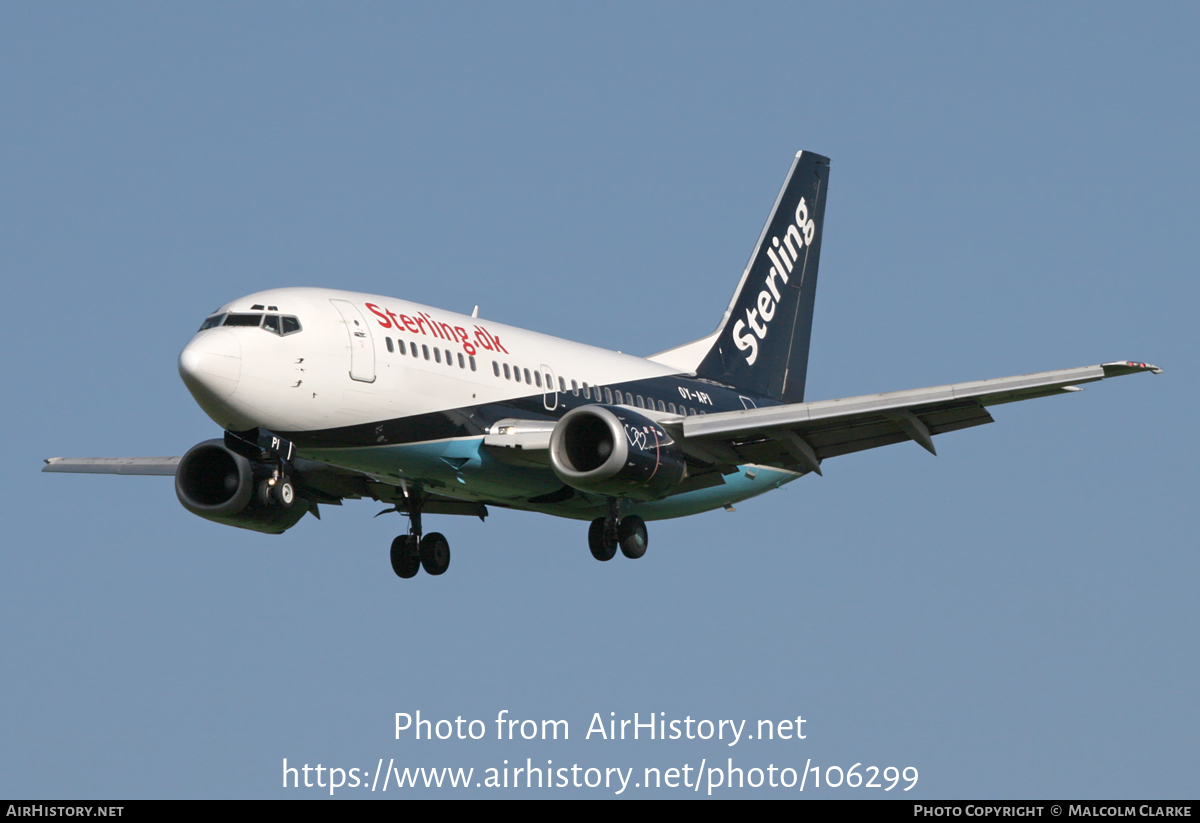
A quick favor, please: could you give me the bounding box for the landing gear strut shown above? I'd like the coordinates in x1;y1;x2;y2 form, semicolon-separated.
588;500;648;562
387;487;451;579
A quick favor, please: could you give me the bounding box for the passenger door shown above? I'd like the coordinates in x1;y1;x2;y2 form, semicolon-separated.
329;299;376;383
541;364;558;411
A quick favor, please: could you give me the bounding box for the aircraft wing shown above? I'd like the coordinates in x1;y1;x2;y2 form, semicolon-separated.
42;453;488;519
43;456;181;475
673;361;1162;475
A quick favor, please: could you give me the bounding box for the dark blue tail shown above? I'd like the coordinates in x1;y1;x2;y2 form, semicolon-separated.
694;151;830;404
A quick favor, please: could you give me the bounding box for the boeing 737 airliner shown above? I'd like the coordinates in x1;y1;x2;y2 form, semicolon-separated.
44;151;1161;579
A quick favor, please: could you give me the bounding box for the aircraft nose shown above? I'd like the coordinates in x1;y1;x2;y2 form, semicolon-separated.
179;329;242;403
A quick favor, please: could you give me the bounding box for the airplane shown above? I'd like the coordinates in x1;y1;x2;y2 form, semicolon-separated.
43;151;1161;579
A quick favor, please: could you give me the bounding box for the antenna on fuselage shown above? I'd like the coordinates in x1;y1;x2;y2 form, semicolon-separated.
471;305;479;318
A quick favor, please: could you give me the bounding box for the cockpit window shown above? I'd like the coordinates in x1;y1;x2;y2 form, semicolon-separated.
198;312;302;335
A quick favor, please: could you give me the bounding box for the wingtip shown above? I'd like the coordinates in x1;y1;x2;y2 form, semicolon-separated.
1102;361;1163;377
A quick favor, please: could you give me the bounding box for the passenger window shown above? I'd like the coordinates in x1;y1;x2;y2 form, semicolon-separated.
523;368;531;384
470;356;477;372
668;402;677;414
398;339;407;355
571;380;579;396
503;363;511;379
385;337;394;352
411;343;419;358
558;377;565;392
434;348;442;364
534;371;542;388
657;400;666;412
604;387;613;404
493;361;500;376
636;395;645;408
445;349;452;365
458;353;465;368
688;407;696;416
281;316;302;335
582;383;590;399
422;345;430;360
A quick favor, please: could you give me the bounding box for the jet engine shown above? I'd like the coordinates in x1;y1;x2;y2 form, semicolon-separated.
548;405;687;500
175;439;307;534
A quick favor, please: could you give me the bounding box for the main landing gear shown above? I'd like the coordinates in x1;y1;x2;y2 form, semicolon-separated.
387;491;451;579
588;499;648;562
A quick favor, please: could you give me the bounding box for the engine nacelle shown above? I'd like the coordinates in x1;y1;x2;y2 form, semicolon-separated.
175;440;307;534
549;405;687;500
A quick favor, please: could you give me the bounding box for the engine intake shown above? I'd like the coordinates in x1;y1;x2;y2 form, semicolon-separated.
549;405;686;500
175;440;306;534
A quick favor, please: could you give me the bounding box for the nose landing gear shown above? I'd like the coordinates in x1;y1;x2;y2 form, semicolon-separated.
588;500;648;562
258;476;295;507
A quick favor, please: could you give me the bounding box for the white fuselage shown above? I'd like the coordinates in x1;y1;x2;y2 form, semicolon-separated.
178;287;799;521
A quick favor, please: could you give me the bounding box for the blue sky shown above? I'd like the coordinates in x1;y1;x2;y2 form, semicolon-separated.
2;2;1196;798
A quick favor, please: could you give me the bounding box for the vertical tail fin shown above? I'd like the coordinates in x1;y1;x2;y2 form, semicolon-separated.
694;151;830;404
